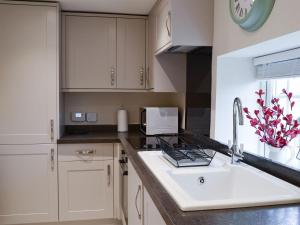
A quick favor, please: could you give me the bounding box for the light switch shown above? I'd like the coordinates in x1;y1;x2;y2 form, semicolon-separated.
86;112;97;122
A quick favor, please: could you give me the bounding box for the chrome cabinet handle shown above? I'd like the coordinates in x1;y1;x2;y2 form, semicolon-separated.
135;185;142;220
76;150;95;155
140;67;144;86
50;120;54;142
107;164;111;186
51;148;55;171
166;11;171;37
111;67;115;86
146;67;150;88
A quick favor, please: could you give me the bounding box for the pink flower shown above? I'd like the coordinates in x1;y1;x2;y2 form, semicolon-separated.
257;99;264;107
271;98;279;104
291;101;295;109
255;89;265;97
250;118;259;127
245;89;298;148
255;130;261;136
243;107;249;114
283;114;293;125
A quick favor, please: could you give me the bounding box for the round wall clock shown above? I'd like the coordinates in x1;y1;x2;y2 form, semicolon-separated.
230;0;276;32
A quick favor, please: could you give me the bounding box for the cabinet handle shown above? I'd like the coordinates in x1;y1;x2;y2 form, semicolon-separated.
166;11;171;37
50;120;54;142
107;164;111;186
51;148;55;171
111;67;115;87
76;150;95;155
135;185;142;220
146;67;150;88
140;67;144;86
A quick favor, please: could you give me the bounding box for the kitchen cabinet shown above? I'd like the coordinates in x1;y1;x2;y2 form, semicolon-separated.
155;0;172;51
58;144;114;221
148;2;186;93
144;188;166;225
63;13;148;91
0;2;59;144
128;160;143;225
0;145;58;225
63;15;117;89
153;0;213;54
128;159;166;225
117;18;147;89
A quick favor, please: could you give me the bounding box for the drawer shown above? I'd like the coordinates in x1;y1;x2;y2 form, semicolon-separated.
58;143;113;162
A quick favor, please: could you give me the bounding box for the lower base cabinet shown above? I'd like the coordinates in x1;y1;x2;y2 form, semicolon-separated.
58;144;114;221
0;145;58;225
128;160;143;225
144;188;166;225
128;160;166;225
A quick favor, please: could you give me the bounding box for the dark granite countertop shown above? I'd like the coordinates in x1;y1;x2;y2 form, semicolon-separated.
58;129;300;225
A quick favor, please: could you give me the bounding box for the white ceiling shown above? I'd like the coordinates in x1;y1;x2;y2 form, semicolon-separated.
38;0;157;15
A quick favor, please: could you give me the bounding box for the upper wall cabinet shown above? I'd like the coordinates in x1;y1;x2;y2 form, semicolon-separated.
117;18;147;89
0;2;59;144
63;15;117;89
153;0;213;54
62;13;147;91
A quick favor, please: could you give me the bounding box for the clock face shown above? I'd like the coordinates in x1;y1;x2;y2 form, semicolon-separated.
230;0;275;32
231;0;255;21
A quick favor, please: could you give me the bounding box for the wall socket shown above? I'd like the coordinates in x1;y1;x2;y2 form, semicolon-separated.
86;112;97;122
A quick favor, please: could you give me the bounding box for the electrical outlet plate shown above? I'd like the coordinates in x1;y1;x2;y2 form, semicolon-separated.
86;112;97;122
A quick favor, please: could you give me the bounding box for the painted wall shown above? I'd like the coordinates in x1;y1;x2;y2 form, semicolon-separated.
214;57;264;155
211;0;300;138
64;92;185;127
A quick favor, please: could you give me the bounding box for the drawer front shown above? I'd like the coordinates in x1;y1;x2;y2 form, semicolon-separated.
58;143;113;162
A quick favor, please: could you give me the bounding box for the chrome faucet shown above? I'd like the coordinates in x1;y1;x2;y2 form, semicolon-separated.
230;97;244;164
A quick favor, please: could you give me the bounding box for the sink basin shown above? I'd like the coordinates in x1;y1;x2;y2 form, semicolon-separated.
138;151;300;211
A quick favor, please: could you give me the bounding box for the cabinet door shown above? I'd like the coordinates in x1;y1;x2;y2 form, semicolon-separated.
0;145;58;225
64;15;117;89
156;0;172;52
0;3;58;144
144;188;166;225
128;161;143;225
59;160;114;221
117;18;146;89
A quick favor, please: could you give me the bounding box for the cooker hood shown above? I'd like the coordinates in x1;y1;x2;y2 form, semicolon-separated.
164;45;199;53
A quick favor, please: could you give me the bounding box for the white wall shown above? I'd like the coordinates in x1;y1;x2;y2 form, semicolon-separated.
215;57;264;155
211;0;300;138
64;92;185;127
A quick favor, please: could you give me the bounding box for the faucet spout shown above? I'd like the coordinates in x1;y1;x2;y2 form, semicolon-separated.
231;97;244;164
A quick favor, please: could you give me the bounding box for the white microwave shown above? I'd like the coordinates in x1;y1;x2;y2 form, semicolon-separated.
140;107;178;135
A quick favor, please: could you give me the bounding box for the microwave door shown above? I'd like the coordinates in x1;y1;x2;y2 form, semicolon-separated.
140;108;146;134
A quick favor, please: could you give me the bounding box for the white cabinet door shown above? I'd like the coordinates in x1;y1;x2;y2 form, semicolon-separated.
0;3;58;144
0;145;58;225
117;18;146;89
155;0;171;51
59;159;114;221
144;188;166;225
64;15;117;89
128;160;143;225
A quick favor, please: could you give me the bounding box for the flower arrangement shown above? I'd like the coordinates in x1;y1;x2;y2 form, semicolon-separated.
243;89;300;148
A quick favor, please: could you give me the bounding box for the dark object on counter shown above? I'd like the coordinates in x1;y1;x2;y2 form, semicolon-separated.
158;136;216;167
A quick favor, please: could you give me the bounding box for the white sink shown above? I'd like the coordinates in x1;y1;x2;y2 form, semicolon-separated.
138;151;300;211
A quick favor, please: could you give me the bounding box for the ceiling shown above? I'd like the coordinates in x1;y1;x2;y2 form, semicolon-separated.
38;0;157;15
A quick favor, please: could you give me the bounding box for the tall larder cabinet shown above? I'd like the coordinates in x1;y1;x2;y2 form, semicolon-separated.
0;1;59;224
